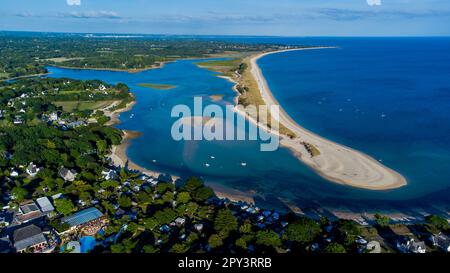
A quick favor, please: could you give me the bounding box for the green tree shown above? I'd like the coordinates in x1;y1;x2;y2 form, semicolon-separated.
143;218;159;231
374;213;390;227
54;198;75;216
143;245;158;253
239;221;253;234
425;215;449;230
11;186;28;202
283;217;321;244
153;208;177;225
176;192;191;204
110;239;137;253
162;191;174;203
100;180;119;189
118;195;132;208
192;186;214;202
256;230;282;249
335;219;361;247
185;202;199;217
170;243;190;253
208;234;223;249
236;237;248;250
324;243;347;253
182;177;203;192
214;209;237;236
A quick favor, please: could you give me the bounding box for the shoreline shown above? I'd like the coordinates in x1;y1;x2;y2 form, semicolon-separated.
109;130;180;179
248;48;407;190
47;61;167;74
0;72;50;82
104;97;180;181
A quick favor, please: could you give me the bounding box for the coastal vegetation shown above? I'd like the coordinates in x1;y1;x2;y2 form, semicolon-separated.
196;56;297;139
138;83;176;90
302;142;321;157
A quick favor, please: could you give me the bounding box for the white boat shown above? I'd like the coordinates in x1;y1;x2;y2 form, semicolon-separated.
204;163;210;167
240;162;247;167
210;156;215;159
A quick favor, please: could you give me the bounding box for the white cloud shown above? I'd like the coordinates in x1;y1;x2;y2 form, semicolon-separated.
367;0;381;6
68;11;121;19
67;0;81;6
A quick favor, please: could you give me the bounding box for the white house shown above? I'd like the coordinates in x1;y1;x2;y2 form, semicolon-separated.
396;237;426;253
194;223;204;232
48;112;58;122
59;168;77;182
101;169;119;181
26;162;41;177
175;217;186;226
430;233;450;252
10;169;19;177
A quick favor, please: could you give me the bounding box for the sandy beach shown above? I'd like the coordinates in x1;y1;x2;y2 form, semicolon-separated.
207;182;256;204
247;48;407;190
109;130;180;180
103;98;179;180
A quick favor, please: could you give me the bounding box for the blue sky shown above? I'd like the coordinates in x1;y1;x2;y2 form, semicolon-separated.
1;0;450;36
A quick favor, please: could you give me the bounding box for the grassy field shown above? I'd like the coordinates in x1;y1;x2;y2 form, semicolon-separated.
138;83;176;90
196;59;241;77
0;72;9;79
59;90;85;94
43;57;85;63
55;100;115;111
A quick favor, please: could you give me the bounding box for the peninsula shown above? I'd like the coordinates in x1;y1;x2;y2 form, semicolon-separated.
199;47;407;190
251;48;406;190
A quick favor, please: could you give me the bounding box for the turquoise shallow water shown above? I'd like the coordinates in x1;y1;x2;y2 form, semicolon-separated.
46;37;450;212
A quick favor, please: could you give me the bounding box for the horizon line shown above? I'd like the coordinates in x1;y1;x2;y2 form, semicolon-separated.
1;29;450;38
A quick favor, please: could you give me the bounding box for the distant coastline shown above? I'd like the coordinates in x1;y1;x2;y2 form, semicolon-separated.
48;61;166;73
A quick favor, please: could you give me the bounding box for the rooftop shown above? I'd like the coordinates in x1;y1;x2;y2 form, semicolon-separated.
36;197;55;214
13;224;47;251
61;207;103;228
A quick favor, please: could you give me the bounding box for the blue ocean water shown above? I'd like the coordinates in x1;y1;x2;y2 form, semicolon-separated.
46;37;450;212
